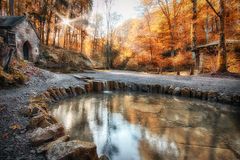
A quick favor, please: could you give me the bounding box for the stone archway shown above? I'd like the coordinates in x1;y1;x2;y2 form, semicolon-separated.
23;41;31;61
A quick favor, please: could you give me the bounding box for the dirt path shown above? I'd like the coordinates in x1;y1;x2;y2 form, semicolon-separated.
0;69;240;159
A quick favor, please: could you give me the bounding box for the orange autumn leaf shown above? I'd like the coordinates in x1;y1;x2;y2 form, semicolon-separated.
9;124;21;130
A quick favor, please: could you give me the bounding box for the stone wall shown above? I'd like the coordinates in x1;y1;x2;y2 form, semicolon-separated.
12;20;40;62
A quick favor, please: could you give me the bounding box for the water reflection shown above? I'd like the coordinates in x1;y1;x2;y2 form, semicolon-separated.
51;92;240;160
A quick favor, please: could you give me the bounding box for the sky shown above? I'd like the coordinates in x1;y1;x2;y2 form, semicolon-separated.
92;0;141;27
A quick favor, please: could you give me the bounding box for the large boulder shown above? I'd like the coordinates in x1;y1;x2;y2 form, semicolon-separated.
29;105;49;117
28;124;65;146
99;155;110;160
28;114;57;129
37;135;70;153
46;140;98;160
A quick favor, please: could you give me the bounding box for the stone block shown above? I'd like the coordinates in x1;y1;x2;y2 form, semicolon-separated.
181;87;191;97
173;87;181;96
28;124;65;146
93;81;104;92
37;135;70;154
46;140;98;160
207;91;218;102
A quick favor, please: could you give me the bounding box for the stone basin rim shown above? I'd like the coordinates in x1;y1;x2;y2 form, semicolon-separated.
27;80;240;160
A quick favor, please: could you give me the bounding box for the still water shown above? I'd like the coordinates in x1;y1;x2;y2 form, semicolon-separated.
51;92;240;160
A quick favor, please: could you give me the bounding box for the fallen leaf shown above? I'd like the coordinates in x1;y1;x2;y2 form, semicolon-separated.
10;123;21;130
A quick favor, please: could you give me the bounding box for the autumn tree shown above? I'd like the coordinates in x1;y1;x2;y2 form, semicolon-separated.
104;0;113;69
206;0;227;72
141;0;154;64
157;0;185;56
91;14;103;59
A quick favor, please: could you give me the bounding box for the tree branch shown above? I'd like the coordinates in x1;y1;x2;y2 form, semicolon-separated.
205;0;220;17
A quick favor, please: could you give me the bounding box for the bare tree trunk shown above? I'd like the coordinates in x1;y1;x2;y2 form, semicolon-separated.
149;38;153;64
105;0;113;70
9;0;14;15
206;0;227;73
41;21;45;44
204;8;209;43
46;10;53;45
145;8;154;64
67;27;70;49
217;0;227;72
17;0;20;15
63;27;67;48
191;0;198;74
80;29;83;53
169;26;175;57
0;0;2;16
57;29;60;47
52;17;57;46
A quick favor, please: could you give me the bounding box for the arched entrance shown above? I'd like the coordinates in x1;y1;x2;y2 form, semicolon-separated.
23;41;31;60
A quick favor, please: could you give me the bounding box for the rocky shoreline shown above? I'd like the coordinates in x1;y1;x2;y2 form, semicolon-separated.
1;69;240;159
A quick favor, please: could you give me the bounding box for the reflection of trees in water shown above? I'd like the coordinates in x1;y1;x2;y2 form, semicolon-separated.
52;93;239;160
94;96;104;126
139;140;177;160
70;100;94;142
102;94;119;157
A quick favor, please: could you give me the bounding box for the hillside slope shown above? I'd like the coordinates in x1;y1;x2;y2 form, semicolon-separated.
37;45;93;73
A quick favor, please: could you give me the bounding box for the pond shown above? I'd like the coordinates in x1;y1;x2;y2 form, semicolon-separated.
51;92;240;160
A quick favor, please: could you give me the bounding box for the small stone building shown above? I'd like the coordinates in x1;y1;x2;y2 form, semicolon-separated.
0;16;40;62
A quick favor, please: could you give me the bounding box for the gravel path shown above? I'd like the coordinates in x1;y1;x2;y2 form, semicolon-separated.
75;70;240;94
0;69;83;160
0;69;240;159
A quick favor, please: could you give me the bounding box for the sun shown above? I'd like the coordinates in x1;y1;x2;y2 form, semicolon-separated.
62;18;71;26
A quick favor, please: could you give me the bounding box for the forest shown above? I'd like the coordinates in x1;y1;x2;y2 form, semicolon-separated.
1;1;240;160
0;0;239;74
